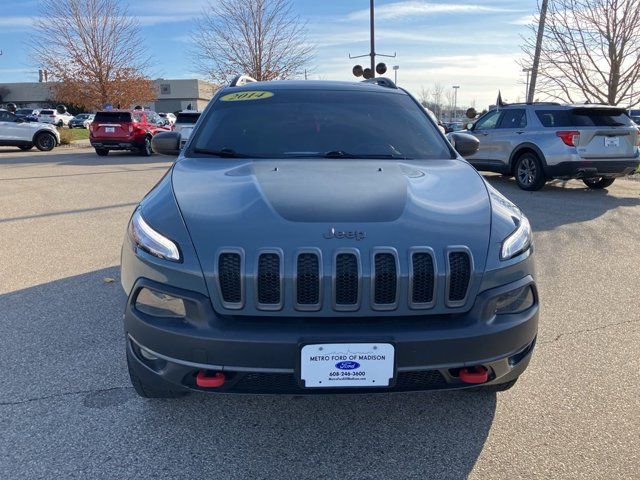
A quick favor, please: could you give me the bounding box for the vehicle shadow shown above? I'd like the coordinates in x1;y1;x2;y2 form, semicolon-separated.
0;148;176;167
483;173;640;232
0;267;496;479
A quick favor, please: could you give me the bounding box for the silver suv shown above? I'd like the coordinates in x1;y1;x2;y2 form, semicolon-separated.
465;103;640;190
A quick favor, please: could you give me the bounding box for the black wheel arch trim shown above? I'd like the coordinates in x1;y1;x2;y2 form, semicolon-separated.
509;143;548;172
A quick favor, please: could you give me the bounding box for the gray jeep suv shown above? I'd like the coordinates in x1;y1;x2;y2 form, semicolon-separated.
466;103;640;190
121;77;538;398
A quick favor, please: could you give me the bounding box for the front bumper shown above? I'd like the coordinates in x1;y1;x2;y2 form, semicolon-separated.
125;276;539;394
544;159;639;179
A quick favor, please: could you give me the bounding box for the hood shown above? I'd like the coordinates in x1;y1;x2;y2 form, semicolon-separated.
172;157;492;316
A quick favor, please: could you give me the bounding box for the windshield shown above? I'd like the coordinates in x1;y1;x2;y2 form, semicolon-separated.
191;89;451;159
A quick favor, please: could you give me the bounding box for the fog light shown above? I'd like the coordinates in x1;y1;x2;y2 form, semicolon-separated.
495;285;535;315
135;288;186;318
139;346;159;361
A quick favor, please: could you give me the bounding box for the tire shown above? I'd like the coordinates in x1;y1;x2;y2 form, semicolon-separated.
57;120;64;128
139;136;153;157
127;357;186;399
514;153;546;191
583;177;615;189
18;144;33;151
34;132;56;152
95;148;109;156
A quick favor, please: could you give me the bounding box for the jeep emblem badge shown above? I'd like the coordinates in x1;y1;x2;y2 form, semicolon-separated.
323;227;366;241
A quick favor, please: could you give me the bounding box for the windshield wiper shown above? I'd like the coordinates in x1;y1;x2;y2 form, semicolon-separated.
192;148;254;158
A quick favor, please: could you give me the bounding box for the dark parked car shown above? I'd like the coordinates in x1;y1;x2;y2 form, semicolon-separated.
122;76;538;398
69;113;95;129
89;110;171;156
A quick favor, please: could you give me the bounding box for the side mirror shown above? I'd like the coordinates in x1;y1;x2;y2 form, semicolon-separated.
466;122;475;131
151;131;181;156
448;132;480;157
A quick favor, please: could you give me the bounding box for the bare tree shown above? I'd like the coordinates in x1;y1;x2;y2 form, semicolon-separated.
191;0;314;84
521;0;640;105
430;83;445;118
418;85;430;107
30;0;155;110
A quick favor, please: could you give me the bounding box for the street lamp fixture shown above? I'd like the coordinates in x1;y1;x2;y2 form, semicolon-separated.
393;65;399;84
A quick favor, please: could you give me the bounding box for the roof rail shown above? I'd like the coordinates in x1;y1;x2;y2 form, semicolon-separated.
229;74;258;87
362;77;397;89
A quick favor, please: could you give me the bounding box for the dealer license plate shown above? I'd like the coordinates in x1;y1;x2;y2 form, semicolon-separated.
300;343;394;388
604;136;619;147
105;127;115;133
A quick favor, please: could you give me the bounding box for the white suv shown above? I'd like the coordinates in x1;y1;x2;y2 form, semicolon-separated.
38;109;74;127
0;109;60;151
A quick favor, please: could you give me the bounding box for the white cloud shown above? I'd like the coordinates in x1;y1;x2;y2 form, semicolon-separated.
347;1;516;21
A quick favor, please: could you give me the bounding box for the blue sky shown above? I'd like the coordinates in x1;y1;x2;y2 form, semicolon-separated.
0;0;537;107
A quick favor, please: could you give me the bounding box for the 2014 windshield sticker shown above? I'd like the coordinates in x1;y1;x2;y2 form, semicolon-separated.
220;91;274;102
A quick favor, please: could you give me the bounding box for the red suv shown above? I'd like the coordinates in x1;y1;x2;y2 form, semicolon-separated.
89;110;171;156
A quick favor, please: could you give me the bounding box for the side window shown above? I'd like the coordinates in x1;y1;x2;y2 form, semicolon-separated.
0;111;16;122
498;109;526;129
475;110;501;130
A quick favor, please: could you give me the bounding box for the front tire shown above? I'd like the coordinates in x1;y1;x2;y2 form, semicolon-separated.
57;120;64;128
34;132;56;151
127;357;186;399
95;148;109;156
514;153;546;191
583;177;615;189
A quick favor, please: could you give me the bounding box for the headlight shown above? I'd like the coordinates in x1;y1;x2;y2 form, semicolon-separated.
129;209;181;261
501;215;532;260
135;287;185;317
495;285;535;314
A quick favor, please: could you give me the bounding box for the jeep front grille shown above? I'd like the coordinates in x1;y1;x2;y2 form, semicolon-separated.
295;252;321;309
214;247;474;314
334;252;360;309
257;252;282;308
447;250;472;305
217;252;243;307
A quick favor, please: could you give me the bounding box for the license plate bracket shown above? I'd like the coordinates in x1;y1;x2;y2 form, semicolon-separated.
300;343;395;388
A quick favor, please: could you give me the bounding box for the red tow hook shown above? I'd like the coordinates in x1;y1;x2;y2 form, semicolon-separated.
459;366;489;384
196;370;226;388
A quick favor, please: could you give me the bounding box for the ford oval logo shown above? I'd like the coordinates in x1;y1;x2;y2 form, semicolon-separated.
336;361;360;370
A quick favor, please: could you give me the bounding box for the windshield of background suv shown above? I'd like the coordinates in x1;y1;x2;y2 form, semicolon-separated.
192;89;452;159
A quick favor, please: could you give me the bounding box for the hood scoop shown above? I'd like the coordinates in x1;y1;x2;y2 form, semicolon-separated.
253;160;407;223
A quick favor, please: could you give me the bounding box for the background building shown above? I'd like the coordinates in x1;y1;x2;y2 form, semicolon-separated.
0;78;218;112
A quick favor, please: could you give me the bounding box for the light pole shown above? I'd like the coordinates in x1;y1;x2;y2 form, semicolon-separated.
393;65;399;84
452;85;460;121
523;68;532;101
528;0;549;103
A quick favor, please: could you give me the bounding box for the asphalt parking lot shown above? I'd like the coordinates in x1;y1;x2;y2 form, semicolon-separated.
1;146;639;479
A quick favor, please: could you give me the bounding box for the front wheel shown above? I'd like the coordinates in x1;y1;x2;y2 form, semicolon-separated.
57;120;64;128
34;132;56;151
583;177;615;189
514;153;546;191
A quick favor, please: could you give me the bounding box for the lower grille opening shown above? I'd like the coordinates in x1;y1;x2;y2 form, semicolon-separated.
448;251;471;302
335;253;359;305
257;253;281;305
218;253;242;304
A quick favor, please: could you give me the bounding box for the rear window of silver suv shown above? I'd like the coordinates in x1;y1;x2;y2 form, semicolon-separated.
536;108;631;127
